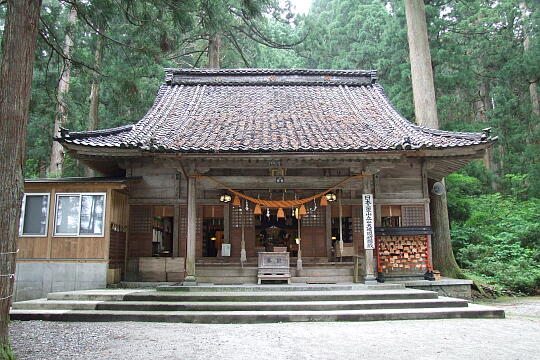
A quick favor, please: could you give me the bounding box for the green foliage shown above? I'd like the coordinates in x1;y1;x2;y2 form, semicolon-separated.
450;193;540;294
0;341;15;360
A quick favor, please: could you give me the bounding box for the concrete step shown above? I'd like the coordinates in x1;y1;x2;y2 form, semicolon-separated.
9;304;504;323
195;276;257;285
12;297;469;312
196;268;259;277
291;276;353;284
43;288;439;302
156;284;399;292
123;289;440;303
295;268;353;276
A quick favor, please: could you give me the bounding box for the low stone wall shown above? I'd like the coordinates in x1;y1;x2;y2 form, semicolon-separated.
403;278;473;300
14;262;107;301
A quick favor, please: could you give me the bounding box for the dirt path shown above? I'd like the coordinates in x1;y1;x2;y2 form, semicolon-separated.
9;298;540;360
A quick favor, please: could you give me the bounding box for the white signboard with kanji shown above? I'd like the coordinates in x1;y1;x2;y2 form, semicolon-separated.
362;194;375;249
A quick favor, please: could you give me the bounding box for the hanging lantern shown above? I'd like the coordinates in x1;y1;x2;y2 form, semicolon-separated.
325;192;337;202
253;204;262;215
299;204;307;216
277;208;285;218
320;195;328;206
219;193;232;203
232;195;241;206
294;208;299;218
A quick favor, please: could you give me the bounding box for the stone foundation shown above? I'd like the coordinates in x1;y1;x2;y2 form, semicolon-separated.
14;261;107;301
402;278;473;300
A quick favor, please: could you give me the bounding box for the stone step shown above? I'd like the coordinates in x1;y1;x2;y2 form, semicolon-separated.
124;289;440;303
295;268;353;276
195;276;257;285
291;276;353;284
12;297;469;312
9;304;504;323
44;288;439;302
156;283;400;292
196;268;259;277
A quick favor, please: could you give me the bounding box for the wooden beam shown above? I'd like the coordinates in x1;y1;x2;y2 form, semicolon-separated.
197;176;364;190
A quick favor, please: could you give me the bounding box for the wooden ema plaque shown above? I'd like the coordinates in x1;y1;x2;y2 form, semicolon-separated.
257;252;291;284
376;235;429;274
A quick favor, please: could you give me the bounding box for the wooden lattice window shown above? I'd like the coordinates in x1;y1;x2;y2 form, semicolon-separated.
353;207;363;233
129;206;152;233
302;207;324;227
402;206;425;226
232;206;254;228
179;206;202;235
179;206;187;237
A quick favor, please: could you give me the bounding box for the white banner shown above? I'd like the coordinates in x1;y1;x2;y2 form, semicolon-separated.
362;194;375;249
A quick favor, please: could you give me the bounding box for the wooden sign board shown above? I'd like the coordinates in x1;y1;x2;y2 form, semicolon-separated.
363;194;375;249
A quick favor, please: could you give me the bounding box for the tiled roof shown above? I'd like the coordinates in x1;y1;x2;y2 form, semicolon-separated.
57;68;496;153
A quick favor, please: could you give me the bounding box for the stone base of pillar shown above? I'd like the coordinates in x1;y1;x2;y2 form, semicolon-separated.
182;275;197;286
363;274;378;285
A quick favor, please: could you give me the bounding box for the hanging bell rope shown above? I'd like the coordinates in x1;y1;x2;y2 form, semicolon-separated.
196;174;367;208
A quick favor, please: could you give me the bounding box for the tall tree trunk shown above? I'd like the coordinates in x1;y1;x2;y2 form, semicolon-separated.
404;0;463;277
85;34;104;177
520;2;539;129
48;5;77;176
474;82;490;122
0;0;41;356
403;0;438;128
208;32;221;69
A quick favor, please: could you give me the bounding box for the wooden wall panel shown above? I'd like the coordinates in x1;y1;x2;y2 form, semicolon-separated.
128;205;153;258
229;226;255;257
203;205;224;218
301;226;326;257
51;238;78;258
331;205;352;217
377;162;424;200
153;205;174;217
109;230;126;271
244;228;256;257
128;233;152;257
129;166;178;199
78;238;106;259
230;228;242;257
17;237;48;258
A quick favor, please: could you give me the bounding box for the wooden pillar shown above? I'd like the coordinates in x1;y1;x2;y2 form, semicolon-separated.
325;205;332;258
363;176;377;285
173;204;180;257
184;176;197;284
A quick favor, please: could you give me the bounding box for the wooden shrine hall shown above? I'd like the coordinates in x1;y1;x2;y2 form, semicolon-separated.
16;68;497;296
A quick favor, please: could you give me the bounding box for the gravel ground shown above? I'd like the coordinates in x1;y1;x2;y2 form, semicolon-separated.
9;298;540;360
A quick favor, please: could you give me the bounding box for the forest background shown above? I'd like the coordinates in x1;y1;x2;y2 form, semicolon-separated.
0;0;538;295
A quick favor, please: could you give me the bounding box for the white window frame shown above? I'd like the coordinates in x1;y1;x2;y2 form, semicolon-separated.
19;193;50;237
54;192;107;237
